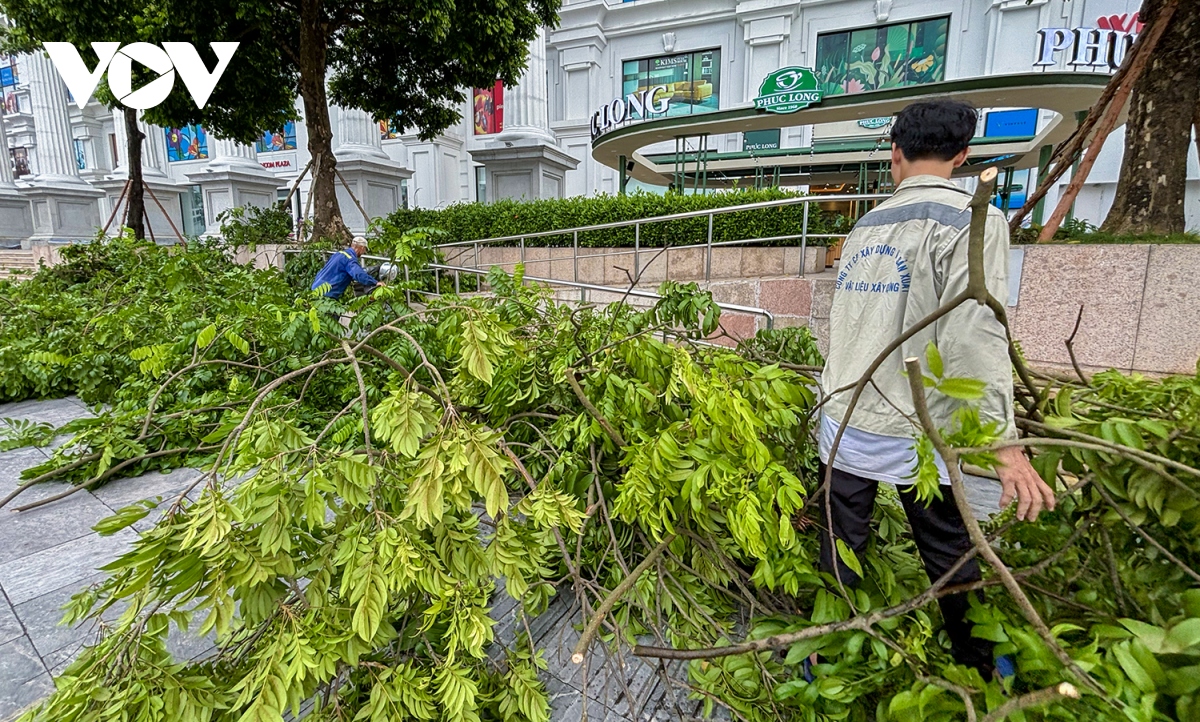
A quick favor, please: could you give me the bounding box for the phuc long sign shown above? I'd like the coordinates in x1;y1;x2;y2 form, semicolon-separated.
590;85;671;140
1034;12;1143;72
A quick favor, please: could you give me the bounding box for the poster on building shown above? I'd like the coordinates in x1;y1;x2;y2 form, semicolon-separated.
256;121;297;153
620;48;721;119
380;118;403;140
815;16;948;96
164;125;208;162
474;81;504;135
0;55;16;88
10;147;29;177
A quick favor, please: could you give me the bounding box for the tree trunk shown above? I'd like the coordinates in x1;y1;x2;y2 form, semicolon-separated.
123;107;146;240
297;0;349;244
1101;0;1200;236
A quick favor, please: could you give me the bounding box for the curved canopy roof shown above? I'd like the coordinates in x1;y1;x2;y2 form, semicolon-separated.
591;72;1114;187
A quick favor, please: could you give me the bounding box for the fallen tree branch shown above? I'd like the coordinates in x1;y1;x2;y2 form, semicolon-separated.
902;357;1104;697
980;682;1080;722
565;367;626;448
1093;483;1200;584
573;534;674;665
14;445;213;512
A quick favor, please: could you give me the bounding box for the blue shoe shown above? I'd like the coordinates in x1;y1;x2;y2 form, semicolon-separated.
994;654;1016;680
802;653;822;683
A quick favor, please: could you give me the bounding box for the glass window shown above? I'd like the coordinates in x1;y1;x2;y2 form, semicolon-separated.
474;167;486;203
256;121;298;153
73;139;86;170
180;185;206;237
164;125;208;162
815;17;948;96
620;48;720;120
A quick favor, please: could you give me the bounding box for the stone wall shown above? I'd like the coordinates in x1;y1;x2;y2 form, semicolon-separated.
440;244;827;286
1009;245;1200;376
685;245;1200;375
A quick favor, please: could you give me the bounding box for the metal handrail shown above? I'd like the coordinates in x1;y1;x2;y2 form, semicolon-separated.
436;191;890;281
427;263;775;331
278;248;775;332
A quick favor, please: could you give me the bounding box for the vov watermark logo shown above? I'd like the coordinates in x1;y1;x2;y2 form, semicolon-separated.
44;42;239;110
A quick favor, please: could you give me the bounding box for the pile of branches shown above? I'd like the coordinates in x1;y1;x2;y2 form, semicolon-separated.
1;205;1198;722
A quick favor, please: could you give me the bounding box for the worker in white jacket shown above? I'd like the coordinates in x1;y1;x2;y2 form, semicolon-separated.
819;99;1056;678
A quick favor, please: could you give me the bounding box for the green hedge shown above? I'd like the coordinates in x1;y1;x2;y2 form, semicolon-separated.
382;190;850;250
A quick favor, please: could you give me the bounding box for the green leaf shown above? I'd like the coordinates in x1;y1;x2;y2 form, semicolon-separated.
197;323;217;349
92;502;153;536
924;341;943;379
224;329;250;355
1166;619;1200;652
835;538;863;579
936;377;986;400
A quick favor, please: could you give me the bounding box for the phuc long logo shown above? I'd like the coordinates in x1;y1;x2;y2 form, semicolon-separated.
44;42;239;110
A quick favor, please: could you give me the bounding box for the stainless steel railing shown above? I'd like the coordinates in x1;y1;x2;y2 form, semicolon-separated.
282;249;777;331
427;263;776;330
434;192;890;282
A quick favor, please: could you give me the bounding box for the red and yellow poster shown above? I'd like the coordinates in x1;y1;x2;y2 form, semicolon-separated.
473;81;504;135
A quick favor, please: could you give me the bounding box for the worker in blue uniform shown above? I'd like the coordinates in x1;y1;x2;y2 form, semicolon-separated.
311;236;386;298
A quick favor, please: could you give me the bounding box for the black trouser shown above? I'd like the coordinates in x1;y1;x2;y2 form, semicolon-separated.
817;464;995;673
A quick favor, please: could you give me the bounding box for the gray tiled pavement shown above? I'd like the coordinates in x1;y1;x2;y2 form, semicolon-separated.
0;397;211;721
0;397;1011;721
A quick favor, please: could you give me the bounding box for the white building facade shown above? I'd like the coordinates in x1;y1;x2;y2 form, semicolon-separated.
0;0;1196;245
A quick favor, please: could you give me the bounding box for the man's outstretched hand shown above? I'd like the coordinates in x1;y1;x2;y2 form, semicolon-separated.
995;446;1056;521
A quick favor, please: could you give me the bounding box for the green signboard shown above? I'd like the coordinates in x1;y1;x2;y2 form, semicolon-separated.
743;129;781;151
857;117;892;130
754;67;823;114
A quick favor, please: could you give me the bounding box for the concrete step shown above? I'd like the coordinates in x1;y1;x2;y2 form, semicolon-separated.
0;250;36;278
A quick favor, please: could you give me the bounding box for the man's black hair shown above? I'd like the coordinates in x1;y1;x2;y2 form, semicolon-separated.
889;100;978;162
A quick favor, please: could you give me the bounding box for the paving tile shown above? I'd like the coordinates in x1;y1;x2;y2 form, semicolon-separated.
0;590;23;647
167;626;218;663
0;529;137;606
0;397;93;427
14;574;111;661
0;490;118;566
0;671;54;722
92;467;202;511
0;447;49;488
0;636;47;687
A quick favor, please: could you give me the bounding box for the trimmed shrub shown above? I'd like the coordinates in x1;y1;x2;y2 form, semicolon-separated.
382;189;851;250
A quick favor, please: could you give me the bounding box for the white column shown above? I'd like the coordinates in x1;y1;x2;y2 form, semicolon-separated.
0;107;14;188
497;26;554;142
111;108;127;169
208;136;264;170
140;121;169;177
335;106;389;161
25;51;87;183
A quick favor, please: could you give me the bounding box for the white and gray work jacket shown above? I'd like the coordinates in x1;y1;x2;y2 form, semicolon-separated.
820;174;1017;445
